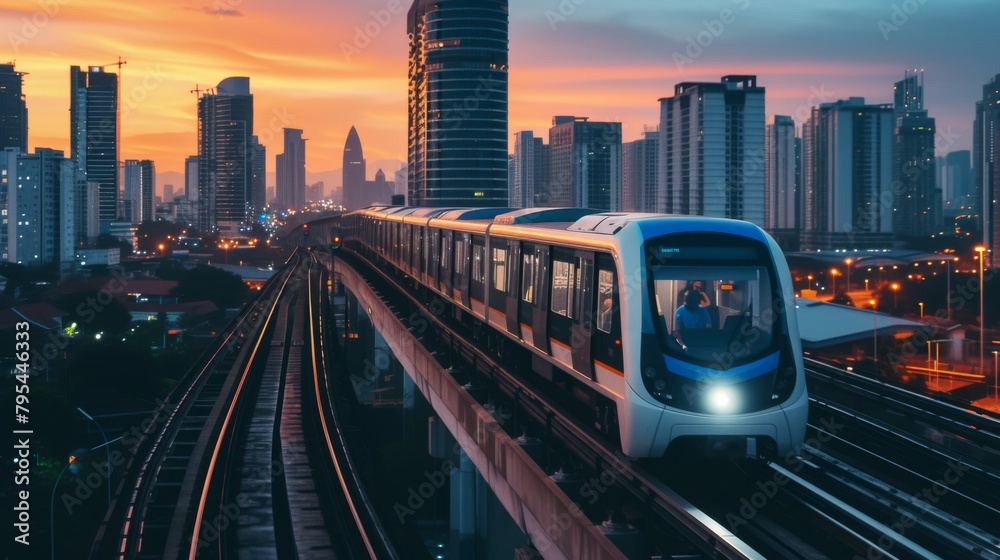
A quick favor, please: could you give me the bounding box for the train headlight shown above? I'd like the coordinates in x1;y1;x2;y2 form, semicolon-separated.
707;387;736;414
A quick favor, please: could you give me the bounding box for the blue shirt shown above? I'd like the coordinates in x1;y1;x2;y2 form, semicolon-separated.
675;305;711;329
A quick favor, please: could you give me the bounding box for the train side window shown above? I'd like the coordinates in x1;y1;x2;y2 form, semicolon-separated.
521;250;536;303
492;246;507;292
596;266;616;333
454;234;468;283
551;256;578;318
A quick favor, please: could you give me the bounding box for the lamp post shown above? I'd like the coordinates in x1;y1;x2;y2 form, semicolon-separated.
865;278;869;293
76;407;110;508
994;350;999;402
891;282;900;309
994;350;999;401
919;302;924;319
945;257;957;320
51;437;122;560
845;258;853;292
807;274;813;291
830;268;838;294
870;299;878;370
976;246;986;375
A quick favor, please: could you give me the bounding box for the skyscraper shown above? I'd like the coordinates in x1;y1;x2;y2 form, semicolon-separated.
892;69;938;240
622;128;658;213
547;116;621;210
70;66;118;230
510;131;549;209
276;128;306;211
250;136;266;222
122;159;154;224
658;75;765;225
1;148;75;266
802;98;895;250
197;77;254;234
973;74;1000;265
0;63;27;152
407;0;509;207
342;126;366;211
765;115;798;232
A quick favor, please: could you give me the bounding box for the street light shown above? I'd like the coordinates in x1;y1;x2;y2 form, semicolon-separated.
919;302;924;318
944;257;958;320
807;274;813;291
865;278;870;293
51;437;122;560
976;246;986;375
76;407;110;508
830;268;839;294
891;282;900;308
845;258;853;292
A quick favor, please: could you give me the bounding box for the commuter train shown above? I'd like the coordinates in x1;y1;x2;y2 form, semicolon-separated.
339;206;807;459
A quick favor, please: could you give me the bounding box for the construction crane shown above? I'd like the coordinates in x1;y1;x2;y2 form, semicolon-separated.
190;84;216;99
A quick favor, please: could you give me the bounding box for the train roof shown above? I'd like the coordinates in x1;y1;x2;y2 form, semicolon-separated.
437;208;514;221
493;207;600;225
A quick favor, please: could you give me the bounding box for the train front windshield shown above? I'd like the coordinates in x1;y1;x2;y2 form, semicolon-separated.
648;235;780;366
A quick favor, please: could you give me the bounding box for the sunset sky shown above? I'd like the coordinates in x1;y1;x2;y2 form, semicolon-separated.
3;0;998;192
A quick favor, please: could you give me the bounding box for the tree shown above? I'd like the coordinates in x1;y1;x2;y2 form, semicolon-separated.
171;265;250;309
53;290;133;335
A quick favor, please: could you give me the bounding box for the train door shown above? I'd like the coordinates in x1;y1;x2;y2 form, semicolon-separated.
518;243;546;350
504;241;520;336
470;235;486;317
453;232;471;308
548;247;594;376
440;230;453;295
591;253;624;379
427;228;438;285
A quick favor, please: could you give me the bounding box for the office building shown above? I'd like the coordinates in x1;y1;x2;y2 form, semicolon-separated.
276;128;306;211
407;0;509;207
342;126;365;211
184;155;199;201
658;75;765;224
122;159;154;224
802;98;895;250
70;65;118;230
892;69;939;240
0;63;27;152
510;131;549;209
197;77;255;234
547;116;621;210
622;127;658;213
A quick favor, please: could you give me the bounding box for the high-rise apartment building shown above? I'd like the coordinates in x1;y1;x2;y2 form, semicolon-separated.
70;66;118;230
973;74;1000;265
802;98;895;250
1;148;75;266
765;115;798;232
276;128;306;211
407;0;509;207
122;159;154;224
547;116;621;210
510;131;549;209
184;155;199;201
622;128;658;213
0;63;27;152
658;75;765;225
197;77;254;234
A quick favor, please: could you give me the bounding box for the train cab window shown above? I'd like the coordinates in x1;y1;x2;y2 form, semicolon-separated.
492;246;508;292
596;267;616;333
521;251;537;303
471;240;486;283
550;255;580;319
646;235;778;365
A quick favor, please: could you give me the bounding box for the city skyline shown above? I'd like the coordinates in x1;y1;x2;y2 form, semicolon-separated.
3;0;998;183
